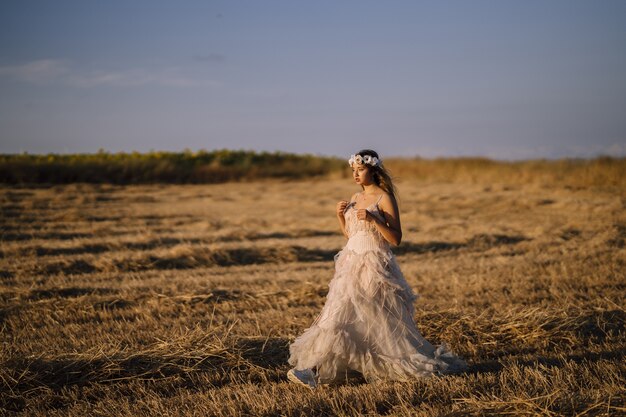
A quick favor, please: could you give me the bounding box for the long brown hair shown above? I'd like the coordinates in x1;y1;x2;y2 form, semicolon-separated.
354;149;399;202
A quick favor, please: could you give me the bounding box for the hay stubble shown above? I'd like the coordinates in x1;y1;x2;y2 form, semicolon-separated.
1;178;624;415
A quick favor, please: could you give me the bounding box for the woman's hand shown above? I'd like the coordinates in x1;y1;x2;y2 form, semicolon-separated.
356;209;374;222
336;200;349;218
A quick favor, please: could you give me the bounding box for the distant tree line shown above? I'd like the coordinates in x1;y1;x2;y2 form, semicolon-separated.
0;149;345;184
0;150;624;188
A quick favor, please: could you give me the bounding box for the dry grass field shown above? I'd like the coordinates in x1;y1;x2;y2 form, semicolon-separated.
1;172;625;415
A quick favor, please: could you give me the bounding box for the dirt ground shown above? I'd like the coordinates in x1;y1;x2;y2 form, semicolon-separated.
1;177;624;415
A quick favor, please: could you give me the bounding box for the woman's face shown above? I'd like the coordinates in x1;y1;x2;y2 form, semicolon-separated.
352;162;373;185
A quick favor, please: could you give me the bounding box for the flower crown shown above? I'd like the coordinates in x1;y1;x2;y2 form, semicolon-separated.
348;154;381;167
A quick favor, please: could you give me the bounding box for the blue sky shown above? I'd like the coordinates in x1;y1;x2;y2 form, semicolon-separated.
1;0;625;159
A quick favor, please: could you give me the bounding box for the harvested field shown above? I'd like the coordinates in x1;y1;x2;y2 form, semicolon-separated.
1;176;625;415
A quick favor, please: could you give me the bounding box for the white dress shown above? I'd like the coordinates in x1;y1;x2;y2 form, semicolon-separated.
288;194;467;384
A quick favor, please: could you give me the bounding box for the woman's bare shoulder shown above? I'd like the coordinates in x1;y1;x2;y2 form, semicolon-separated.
379;191;396;204
378;191;399;212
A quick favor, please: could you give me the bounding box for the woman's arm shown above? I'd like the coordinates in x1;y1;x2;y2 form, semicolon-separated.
336;193;357;239
365;193;402;246
337;210;349;238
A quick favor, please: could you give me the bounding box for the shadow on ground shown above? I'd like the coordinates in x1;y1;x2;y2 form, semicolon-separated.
470;347;626;375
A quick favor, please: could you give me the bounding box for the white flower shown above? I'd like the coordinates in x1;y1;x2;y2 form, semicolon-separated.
348;153;382;167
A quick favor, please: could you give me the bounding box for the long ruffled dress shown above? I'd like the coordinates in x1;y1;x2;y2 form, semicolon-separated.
288;195;467;384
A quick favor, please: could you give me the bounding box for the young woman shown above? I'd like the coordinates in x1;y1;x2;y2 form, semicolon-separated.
287;149;467;388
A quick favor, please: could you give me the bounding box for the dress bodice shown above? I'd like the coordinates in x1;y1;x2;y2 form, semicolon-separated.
343;195;390;253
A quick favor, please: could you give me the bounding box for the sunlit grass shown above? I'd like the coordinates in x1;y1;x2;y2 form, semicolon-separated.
1;164;624;415
1;150;625;190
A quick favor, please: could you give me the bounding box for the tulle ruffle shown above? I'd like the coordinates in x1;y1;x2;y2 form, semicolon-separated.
288;246;467;384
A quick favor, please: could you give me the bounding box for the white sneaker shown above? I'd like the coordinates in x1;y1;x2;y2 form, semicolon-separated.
287;368;317;388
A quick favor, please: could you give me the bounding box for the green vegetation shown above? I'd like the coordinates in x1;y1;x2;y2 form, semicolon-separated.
0;149;344;184
1;150;625;189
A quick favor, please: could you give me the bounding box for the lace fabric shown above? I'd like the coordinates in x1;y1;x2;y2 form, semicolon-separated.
288;195;467;384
